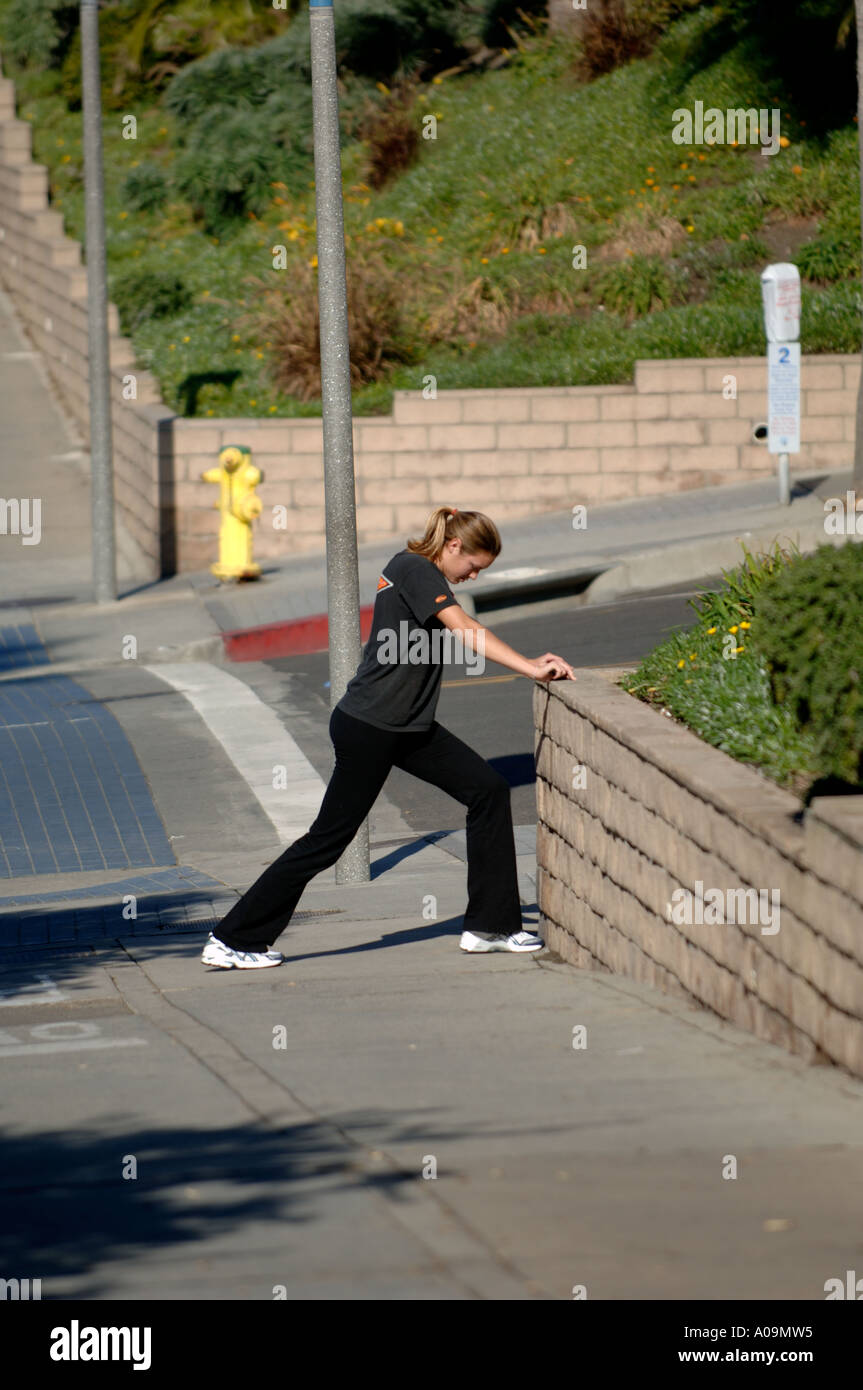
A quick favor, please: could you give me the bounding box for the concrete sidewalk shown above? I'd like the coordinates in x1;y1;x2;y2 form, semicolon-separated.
3;844;863;1300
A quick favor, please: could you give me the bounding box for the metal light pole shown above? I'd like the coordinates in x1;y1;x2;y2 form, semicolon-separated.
80;0;117;603
309;0;369;882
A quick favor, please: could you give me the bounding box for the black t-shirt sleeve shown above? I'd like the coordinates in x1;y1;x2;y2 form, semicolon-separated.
399;556;457;624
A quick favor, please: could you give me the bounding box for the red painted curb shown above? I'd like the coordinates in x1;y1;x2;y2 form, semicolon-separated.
222;604;375;661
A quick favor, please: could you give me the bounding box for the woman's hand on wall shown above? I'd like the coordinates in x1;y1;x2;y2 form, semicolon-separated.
530;653;577;682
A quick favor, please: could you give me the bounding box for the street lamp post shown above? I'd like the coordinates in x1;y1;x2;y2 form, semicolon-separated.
80;0;117;604
309;0;369;882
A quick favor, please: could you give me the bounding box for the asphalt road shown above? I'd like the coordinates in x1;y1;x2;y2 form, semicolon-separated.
267;580;718;831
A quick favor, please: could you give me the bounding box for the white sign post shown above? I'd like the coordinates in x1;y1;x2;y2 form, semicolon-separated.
760;263;801;505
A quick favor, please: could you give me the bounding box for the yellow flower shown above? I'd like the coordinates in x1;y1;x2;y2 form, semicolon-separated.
740;621;751;629
62;154;71;163
736;645;744;654
677;659;686;669
376;82;390;95
686;224;694;233
118;210;128;219
232;334;240;342
206;409;214;416
779;135;790;148
168;343;176;351
791;164;803;175
480;257;489;264
689;653;697;660
158;127;167;135
538;247;547;254
309;254;318;267
647;165;655;172
707;626;717;634
182;335;190;343
256;351;263;359
202;290;210;297
697;153;706;161
501;246;509;254
250;400;256;407
432;76;442;85
729;625;738;633
688;174;696;182
269;406;277;413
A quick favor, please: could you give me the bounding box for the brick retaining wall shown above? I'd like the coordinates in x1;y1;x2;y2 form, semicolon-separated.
534;670;863;1078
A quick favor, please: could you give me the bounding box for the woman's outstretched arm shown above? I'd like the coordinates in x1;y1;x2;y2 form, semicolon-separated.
437;605;576;682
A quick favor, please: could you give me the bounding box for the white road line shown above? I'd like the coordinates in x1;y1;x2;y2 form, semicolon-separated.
144;661;325;844
0;1038;148;1057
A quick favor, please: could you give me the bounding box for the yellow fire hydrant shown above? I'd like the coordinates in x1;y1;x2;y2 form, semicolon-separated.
200;444;264;581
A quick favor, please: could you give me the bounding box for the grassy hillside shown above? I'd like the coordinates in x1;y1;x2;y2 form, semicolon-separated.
0;2;859;418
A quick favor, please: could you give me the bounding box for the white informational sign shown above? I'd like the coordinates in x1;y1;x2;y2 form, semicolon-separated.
760;263;800;343
767;341;801;454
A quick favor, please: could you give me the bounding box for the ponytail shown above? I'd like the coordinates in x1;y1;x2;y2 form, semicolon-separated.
406;506;501;561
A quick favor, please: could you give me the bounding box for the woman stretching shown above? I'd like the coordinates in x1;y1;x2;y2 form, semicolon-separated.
202;506;576;969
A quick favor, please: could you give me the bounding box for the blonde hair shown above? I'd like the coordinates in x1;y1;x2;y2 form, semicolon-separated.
406;506;502;562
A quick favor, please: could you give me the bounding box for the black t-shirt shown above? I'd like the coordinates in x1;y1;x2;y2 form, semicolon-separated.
336;550;459;731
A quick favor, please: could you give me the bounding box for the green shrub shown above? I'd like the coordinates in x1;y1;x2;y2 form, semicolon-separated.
172;97;313;234
751;541;863;787
591;255;677;320
163;34;310;124
336;0;464;79
111;266;193;333
1;0;77;69
480;0;547;48
797;227;861;284
689;539;801;631
620;540;817;790
121;161;170;213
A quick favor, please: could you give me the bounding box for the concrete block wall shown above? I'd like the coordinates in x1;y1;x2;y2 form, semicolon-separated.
534;672;863;1079
0;72;167;581
0;62;859;576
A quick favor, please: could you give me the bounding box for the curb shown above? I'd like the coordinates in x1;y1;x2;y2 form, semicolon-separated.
582;516;847;606
216;563;608;662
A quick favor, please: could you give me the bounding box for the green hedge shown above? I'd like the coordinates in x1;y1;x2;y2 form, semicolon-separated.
752;541;863;788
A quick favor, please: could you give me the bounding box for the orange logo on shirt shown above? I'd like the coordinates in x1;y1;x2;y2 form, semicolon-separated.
376;574;393;592
435;594;447;602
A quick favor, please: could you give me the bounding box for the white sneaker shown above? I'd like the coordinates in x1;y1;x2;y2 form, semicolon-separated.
201;933;284;969
459;928;544;953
